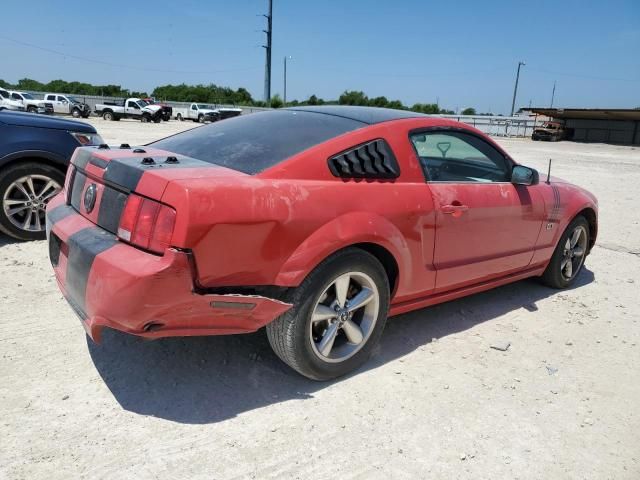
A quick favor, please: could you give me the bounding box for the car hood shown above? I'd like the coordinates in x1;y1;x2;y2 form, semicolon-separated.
0;110;96;132
143;105;162;113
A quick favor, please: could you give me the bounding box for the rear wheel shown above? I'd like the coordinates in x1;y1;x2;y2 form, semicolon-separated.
541;216;590;289
103;111;114;121
177;113;183;121
266;248;390;381
0;162;64;241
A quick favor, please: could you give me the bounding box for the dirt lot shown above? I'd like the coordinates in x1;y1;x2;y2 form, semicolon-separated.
1;118;639;479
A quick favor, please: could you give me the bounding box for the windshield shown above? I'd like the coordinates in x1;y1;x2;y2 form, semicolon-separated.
21;93;35;100
136;100;147;108
67;97;80;103
150;110;365;175
197;104;214;109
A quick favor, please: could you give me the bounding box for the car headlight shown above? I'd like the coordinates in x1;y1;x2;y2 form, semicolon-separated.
70;132;105;146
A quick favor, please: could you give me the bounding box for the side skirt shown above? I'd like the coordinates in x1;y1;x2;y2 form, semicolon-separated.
389;265;546;317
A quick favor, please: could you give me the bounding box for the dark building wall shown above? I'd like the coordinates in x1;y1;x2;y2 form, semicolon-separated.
563;118;640;145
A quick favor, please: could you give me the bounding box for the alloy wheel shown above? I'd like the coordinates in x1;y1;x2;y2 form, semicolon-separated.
309;271;380;363
2;174;61;232
561;225;587;280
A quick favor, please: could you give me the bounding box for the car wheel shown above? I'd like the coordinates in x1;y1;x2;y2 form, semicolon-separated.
141;114;151;123
541;216;590;289
27;106;38;113
103;111;114;121
177;114;183;121
198;114;204;123
153;117;162;123
71;109;81;118
266;248;390;380
0;162;64;241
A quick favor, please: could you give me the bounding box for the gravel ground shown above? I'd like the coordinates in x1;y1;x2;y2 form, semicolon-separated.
1;118;639;479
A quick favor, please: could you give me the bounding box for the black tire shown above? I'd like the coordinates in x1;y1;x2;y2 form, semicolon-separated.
266;248;390;381
541;215;590;289
198;114;204;123
27;106;38;113
141;114;151;123
176;113;183;121
0;162;65;241
153;117;162;123
103;111;114;121
71;108;81;118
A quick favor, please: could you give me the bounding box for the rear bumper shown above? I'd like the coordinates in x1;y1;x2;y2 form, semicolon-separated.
46;195;292;342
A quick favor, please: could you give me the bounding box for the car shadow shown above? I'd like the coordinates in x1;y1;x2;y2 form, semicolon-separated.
88;268;594;424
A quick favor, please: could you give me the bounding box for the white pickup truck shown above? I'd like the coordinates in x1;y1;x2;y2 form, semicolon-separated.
43;93;92;118
0;88;25;111
174;103;242;123
94;98;163;123
8;91;53;114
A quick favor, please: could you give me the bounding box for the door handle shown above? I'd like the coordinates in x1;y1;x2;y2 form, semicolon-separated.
441;203;469;216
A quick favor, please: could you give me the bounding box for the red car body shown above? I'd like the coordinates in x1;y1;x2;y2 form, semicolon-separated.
46;107;597;344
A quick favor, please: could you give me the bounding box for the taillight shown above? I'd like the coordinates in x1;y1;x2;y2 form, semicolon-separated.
64;165;75;204
117;194;176;254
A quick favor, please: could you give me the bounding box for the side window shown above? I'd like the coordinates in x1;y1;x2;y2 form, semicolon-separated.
57;96;67;102
191;104;197;110
12;93;22;100
0;89;8;99
127;101;139;109
46;95;56;101
410;131;511;183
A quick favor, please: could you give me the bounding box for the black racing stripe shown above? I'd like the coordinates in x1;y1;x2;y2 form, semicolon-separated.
103;160;145;192
65;227;119;314
97;187;127;234
89;156;109;169
72;149;94;169
47;204;75;225
70;171;87;211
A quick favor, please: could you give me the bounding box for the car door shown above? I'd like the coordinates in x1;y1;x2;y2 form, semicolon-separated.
191;104;198;119
126;100;141;117
56;96;70;114
45;94;60;113
410;129;544;292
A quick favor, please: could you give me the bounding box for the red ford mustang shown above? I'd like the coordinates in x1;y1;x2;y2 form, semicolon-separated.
46;106;598;380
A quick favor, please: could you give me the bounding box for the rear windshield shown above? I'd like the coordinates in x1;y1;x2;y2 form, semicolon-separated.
150;110;365;174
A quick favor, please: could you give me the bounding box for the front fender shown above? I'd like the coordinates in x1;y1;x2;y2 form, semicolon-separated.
275;211;410;288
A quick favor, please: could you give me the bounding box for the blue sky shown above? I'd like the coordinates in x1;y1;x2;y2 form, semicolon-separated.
1;0;638;113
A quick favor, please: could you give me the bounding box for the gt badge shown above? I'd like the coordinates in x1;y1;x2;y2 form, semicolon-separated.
84;183;97;213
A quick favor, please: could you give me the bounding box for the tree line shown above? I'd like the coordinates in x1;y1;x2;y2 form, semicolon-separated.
1;78;489;114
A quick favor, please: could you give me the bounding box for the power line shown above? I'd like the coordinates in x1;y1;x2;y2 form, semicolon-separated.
0;35;260;76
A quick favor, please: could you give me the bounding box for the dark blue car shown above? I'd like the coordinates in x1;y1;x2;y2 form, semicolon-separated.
0;107;103;240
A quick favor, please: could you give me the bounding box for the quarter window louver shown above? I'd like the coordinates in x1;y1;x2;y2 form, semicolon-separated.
328;139;400;179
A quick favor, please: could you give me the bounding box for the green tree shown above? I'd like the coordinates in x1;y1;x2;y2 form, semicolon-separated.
339;90;369;106
270;94;284;109
462;107;476;115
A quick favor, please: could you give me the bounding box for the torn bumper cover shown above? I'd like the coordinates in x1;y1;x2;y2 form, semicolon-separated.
46;196;292;343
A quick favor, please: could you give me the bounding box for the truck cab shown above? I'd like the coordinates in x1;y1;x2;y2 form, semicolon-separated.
0;89;25;111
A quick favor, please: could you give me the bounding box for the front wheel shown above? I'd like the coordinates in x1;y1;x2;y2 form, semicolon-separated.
198;114;204;123
267;248;390;381
71;109;81;118
27;106;38;113
541;216;590;289
0;162;65;241
141;114;151;123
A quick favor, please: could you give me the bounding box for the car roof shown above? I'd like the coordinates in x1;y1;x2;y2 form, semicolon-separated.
285;105;429;125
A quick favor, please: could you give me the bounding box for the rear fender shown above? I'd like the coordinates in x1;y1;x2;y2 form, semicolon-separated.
275;211;409;289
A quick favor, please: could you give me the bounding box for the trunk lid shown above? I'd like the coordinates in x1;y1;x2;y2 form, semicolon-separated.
67;145;246;235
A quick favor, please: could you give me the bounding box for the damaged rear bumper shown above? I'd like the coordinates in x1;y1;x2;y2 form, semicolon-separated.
46;196;292;343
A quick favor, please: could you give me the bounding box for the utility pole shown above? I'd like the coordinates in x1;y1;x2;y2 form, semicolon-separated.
550;80;556;108
510;61;525;116
283;55;291;105
261;0;273;104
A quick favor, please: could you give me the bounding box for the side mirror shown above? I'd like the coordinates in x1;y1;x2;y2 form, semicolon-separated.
511;165;539;185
